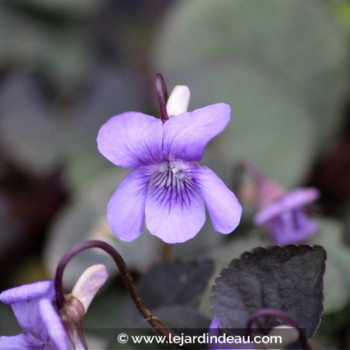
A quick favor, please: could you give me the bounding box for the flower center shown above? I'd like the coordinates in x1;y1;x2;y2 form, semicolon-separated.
148;160;197;208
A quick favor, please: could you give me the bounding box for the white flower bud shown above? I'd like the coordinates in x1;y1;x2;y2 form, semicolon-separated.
265;325;299;350
166;85;190;117
72;264;109;313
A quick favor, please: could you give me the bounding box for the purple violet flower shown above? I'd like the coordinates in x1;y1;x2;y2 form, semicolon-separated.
97;90;242;243
0;265;109;350
0;280;69;350
254;187;319;245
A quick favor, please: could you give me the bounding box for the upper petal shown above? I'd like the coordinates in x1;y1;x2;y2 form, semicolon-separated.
0;280;54;304
107;167;152;242
254;188;319;224
193;165;242;234
97;112;163;169
0;281;54;332
163;103;231;161
145;162;205;243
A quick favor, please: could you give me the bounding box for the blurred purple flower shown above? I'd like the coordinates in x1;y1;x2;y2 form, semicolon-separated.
97;103;242;243
254;188;319;244
0;281;69;350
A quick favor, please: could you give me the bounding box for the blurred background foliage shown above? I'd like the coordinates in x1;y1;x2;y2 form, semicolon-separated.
0;0;350;348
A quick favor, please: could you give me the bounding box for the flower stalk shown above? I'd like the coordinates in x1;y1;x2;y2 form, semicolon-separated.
54;240;191;348
155;73;172;260
155;73;169;122
161;241;172;262
245;308;310;350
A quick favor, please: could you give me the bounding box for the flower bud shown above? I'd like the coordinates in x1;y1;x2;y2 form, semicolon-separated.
72;264;109;312
60;264;109;349
166;85;190;117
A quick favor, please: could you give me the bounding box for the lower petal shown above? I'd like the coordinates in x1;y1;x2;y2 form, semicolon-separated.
193;166;242;234
145;168;205;243
107;167;151;242
39;299;69;350
0;334;41;349
268;209;318;245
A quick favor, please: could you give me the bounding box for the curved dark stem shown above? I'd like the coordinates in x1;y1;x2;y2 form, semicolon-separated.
155;73;169;122
54;240;191;349
245;308;310;350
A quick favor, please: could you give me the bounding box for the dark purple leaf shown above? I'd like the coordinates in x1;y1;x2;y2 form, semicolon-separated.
211;245;326;339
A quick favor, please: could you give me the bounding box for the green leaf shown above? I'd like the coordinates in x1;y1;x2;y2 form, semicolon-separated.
211;245;326;339
334;1;350;37
310;219;350;313
195;63;316;187
154;0;347;185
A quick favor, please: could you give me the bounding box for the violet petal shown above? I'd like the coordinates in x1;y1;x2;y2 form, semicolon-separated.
38;299;69;350
268;209;318;244
97;111;163;169
254;188;319;224
0;281;54;332
193;166;242;234
145;164;205;243
107;167;151;242
163;103;230;162
0;333;41;349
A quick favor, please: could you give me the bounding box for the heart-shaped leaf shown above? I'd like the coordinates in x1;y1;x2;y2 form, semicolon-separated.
211;245;326;339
